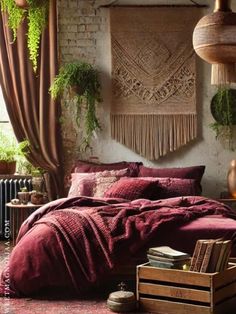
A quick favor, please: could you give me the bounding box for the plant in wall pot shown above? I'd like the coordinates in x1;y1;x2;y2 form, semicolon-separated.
210;87;236;149
49;61;102;150
0;130;29;174
1;0;49;72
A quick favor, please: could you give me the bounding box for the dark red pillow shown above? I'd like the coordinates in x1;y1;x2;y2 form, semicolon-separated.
104;177;159;201
138;165;205;191
71;160;142;177
152;177;201;199
138;165;205;181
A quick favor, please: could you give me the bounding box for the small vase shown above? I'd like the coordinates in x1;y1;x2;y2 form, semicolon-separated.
18;191;30;204
227;160;236;198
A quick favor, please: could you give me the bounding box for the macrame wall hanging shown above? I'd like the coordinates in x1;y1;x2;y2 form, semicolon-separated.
110;7;201;160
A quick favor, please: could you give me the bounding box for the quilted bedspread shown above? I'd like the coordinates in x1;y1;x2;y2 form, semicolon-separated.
0;196;234;298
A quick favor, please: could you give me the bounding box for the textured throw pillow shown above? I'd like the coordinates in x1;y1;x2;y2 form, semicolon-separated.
71;160;142;177
152;177;202;199
68;168;130;198
68;173;96;198
104;177;159;200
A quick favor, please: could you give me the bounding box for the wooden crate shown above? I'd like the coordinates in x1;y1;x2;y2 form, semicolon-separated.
136;262;236;314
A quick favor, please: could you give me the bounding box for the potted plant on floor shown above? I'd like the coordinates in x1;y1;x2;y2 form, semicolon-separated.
49;61;102;150
0;130;29;174
1;0;49;72
210;87;236;149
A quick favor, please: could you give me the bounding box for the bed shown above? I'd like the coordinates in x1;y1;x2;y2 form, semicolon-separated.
1;161;236;298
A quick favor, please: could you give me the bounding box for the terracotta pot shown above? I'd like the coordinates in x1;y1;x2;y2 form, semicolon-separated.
227;160;236;198
15;0;29;8
31;192;44;205
70;85;86;96
0;161;16;175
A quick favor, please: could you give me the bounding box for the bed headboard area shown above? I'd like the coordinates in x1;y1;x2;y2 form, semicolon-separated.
67;160;205;201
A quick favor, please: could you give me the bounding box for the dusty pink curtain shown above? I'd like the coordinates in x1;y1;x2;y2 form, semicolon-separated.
0;0;64;200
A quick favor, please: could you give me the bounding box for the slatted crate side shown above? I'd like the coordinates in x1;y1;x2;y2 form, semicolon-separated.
136;263;236;314
211;264;236;307
138;297;213;314
212;263;236;289
137;263;212;287
138;282;211;303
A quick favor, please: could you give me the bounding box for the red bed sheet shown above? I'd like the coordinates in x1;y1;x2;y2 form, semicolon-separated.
148;214;236;256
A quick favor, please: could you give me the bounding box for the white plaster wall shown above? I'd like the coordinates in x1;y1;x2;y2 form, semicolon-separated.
59;0;236;198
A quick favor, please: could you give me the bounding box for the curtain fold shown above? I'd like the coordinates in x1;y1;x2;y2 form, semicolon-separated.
0;0;64;200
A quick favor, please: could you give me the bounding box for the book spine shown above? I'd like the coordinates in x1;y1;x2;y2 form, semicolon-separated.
207;241;223;273
190;240;202;271
200;241;214;273
221;242;232;271
193;241;208;272
219;241;232;272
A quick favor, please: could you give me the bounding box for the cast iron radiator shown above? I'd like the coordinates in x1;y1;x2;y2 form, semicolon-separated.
0;176;32;239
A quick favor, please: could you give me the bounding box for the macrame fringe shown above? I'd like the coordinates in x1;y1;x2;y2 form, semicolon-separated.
211;63;236;85
111;114;197;160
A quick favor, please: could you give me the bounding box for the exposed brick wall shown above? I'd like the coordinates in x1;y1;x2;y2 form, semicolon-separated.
58;0;103;65
57;0;109;174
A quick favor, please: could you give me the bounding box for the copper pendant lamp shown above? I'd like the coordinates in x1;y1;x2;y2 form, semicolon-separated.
193;0;236;85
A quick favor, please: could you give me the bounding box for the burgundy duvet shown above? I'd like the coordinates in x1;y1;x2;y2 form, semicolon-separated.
0;196;236;298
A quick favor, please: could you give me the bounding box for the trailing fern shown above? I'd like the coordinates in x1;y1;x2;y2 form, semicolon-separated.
27;4;47;71
1;0;25;40
0;0;48;72
49;61;102;150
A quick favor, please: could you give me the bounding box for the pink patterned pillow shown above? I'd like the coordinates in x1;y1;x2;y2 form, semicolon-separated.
68;173;96;197
68;168;130;198
104;177;159;200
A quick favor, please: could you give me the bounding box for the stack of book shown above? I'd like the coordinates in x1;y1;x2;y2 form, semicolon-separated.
147;246;191;269
189;239;232;273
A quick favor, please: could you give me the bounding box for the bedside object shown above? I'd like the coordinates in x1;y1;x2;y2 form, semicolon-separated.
30;191;44;205
137;262;236;314
6;202;44;245
218;192;236;210
227;160;236;198
18;191;30;204
107;282;136;313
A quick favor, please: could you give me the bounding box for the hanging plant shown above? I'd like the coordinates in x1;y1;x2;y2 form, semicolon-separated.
0;0;48;72
49;61;102;150
210;87;236;148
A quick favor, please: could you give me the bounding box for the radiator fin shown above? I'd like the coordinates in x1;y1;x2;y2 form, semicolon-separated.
0;177;32;238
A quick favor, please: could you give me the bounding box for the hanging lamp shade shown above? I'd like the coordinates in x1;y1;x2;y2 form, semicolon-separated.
193;0;236;85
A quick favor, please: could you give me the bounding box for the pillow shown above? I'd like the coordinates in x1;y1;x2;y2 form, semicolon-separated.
138;165;205;192
138;165;205;182
104;177;159;201
68;168;130;198
152;177;202;199
68;173;96;198
71;160;142;177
